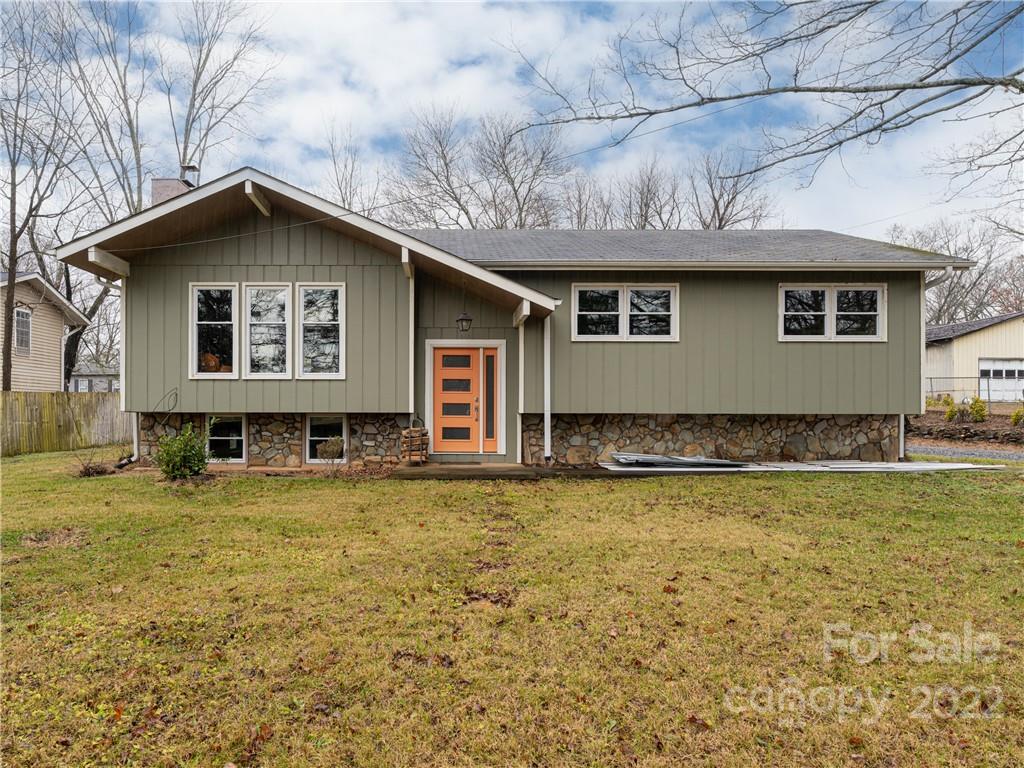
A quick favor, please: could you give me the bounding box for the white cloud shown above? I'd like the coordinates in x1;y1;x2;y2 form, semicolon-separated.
140;1;1012;238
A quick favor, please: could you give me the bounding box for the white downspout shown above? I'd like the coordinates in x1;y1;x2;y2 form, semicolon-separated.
543;314;551;462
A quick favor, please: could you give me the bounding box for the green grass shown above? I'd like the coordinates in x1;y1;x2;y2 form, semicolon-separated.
3;450;1022;767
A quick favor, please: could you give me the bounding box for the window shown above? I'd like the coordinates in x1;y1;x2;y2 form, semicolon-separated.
572;284;678;341
779;285;886;342
76;379;89;392
94;378;109;392
111;380;121;392
207;415;245;462
992;369;1004;379
305;414;347;464
297;283;345;378
980;369;991;378
244;284;291;378
14;308;31;354
191;284;238;378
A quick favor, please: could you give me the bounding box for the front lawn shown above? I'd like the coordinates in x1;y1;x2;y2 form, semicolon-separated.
2;451;1022;766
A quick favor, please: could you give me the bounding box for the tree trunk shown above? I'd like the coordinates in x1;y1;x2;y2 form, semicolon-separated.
3;205;18;391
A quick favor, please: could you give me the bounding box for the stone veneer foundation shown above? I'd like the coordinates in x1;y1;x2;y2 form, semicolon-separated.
522;414;900;466
138;413;408;466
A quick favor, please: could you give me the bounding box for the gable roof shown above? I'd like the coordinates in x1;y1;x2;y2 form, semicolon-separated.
54;168;558;314
0;271;90;326
926;311;1024;343
402;229;973;270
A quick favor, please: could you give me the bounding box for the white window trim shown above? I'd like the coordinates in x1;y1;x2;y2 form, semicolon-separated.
571;283;680;342
206;413;247;464
14;307;31;355
76;378;89;392
242;282;292;380
778;283;887;342
304;414;349;465
295;282;346;379
189;283;239;379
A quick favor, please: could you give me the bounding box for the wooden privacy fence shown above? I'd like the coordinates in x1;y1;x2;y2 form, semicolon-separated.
1;392;133;457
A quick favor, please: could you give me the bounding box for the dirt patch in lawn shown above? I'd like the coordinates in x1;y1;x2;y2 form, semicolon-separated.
20;527;87;549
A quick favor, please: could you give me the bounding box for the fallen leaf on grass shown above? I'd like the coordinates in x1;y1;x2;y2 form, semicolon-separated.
662;584;678;594
686;713;711;731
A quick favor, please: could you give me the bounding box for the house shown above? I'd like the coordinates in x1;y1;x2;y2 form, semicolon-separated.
925;312;1024;403
0;272;90;392
70;362;121;394
55;168;971;467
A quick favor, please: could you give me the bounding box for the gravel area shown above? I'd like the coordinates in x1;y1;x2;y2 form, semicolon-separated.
906;439;1024;462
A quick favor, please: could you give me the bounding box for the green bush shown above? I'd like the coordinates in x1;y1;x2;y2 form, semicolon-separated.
944;402;961;422
968;396;988;423
926;393;955;409
1012;407;1024;427
154;422;209;480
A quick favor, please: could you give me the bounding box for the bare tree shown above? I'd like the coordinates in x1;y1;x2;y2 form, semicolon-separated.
323;121;382;211
615;155;685;229
387;108;566;229
1;2;80;390
990;255;1024;315
559;171;614;229
159;0;272;179
522;3;1023;191
889;219;1013;324
684;150;777;229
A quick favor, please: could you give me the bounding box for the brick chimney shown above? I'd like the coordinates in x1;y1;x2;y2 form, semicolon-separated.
150;164;200;206
151;178;191;206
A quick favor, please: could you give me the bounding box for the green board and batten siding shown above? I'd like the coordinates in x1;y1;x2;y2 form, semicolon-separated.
413;274;520;463
511;270;922;416
123;210;411;414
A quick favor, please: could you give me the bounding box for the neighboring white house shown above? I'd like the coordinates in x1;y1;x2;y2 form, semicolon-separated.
0;271;90;392
925;312;1024;402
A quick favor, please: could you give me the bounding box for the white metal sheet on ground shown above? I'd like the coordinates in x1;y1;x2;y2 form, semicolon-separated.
598;461;1003;474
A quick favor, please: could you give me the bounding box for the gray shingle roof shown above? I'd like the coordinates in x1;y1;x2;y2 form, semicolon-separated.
926;312;1024;343
401;229;967;268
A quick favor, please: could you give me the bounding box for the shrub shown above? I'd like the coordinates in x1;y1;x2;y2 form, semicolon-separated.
944;402;961;422
926;393;955;409
968;396;988;423
1012;407;1024;427
154;422;209;480
316;436;346;477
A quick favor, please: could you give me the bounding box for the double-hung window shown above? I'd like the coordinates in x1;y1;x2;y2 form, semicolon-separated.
297;283;345;378
244;284;291;378
305;414;347;464
191;284;238;378
572;284;678;341
14;307;31;354
779;284;886;341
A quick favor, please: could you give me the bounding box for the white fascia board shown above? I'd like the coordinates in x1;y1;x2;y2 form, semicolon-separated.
247;172;558;311
56;167;558;312
482;261;975;271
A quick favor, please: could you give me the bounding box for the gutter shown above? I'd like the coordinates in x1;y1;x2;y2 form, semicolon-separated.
481;260;975;271
924;266;954;290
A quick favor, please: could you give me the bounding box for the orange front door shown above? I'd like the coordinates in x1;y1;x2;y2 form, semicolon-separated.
432;347;499;453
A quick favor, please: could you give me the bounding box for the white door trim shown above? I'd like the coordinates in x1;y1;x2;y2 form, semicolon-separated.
425;339;507;456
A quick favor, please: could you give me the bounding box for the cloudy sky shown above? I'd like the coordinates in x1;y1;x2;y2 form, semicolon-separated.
151;1;1017;240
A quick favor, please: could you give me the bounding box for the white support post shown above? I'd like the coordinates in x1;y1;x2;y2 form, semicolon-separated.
543;314;551;461
88;247;130;277
244;180;272;217
517;321;525;464
408;270;415;414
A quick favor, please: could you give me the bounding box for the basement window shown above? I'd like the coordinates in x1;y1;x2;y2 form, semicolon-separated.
779;285;886;342
190;284;238;378
305;414;347;464
207;415;246;462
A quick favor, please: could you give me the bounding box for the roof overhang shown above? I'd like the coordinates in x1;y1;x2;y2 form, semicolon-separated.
0;273;90;326
55;168;558;315
482;260;976;271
